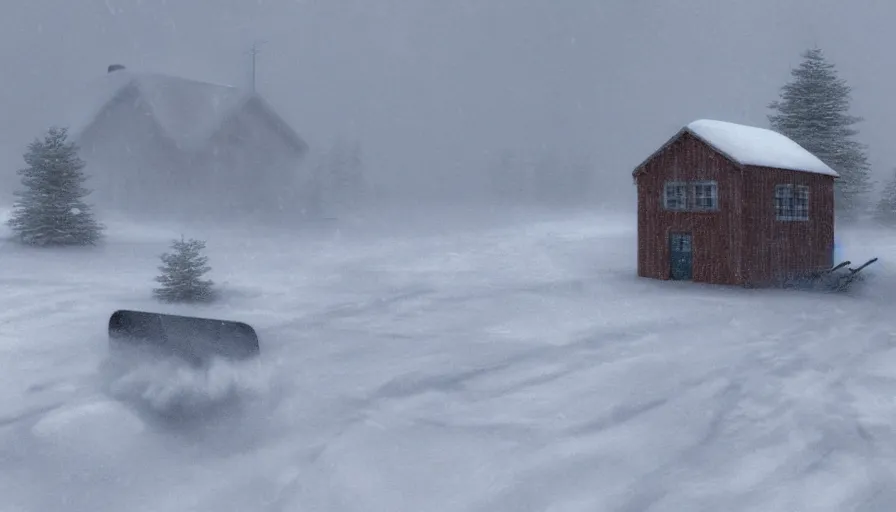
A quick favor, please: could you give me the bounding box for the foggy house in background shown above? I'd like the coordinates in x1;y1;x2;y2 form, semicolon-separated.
62;65;309;219
633;119;837;286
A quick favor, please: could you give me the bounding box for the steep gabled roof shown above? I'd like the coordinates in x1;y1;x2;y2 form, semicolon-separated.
632;119;839;178
63;69;306;154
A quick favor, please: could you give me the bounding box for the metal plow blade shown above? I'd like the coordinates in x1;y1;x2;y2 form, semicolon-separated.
782;257;879;293
109;310;260;366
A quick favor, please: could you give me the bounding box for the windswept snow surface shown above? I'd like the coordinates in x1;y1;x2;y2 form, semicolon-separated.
2;210;896;511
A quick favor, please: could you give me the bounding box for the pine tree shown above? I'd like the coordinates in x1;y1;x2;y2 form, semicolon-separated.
153;237;215;303
487;150;520;202
875;169;896;225
7;126;104;246
768;47;872;218
332;139;366;210
533;150;560;204
311;138;367;214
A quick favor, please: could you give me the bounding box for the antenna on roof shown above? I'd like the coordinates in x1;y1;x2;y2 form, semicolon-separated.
248;40;267;93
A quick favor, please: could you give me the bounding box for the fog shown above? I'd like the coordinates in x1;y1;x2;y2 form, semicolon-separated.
1;0;895;214
8;4;896;509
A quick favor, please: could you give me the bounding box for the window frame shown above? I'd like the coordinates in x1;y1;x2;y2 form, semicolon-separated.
775;184;809;221
663;181;689;211
663;179;719;212
692;180;719;211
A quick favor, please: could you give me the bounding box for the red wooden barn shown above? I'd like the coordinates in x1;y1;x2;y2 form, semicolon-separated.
632;119;839;286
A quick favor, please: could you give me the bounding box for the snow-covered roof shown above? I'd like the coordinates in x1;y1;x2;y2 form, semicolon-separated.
686;119;838;176
634;119;839;177
62;69;302;152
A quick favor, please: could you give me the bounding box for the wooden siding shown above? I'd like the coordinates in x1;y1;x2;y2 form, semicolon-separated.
739;165;835;284
636;132;744;284
635;131;836;286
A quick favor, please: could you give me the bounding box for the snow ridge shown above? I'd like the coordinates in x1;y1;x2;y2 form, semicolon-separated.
687;119;839;176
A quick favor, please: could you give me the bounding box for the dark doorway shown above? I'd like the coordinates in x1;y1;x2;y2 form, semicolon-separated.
669;232;693;280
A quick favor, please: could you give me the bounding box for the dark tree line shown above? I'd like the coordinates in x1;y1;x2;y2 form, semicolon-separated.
486;149;595;207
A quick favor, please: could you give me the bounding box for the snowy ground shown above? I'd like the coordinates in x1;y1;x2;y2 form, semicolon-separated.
2;208;896;511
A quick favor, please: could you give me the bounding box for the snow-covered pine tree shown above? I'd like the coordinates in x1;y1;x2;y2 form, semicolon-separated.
7;126;104;246
330;139;366;210
768;47;872;218
533;150;562;205
487;150;520;202
311;138;367;215
153;237;216;303
874;169;896;225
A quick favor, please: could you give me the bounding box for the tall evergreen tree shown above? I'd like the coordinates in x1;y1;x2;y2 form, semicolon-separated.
768;47;872;217
487;150;524;202
310;138;367;215
7;126;104;246
874;169;896;225
153;237;215;303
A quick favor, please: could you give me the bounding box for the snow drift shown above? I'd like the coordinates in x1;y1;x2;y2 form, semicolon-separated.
3;210;896;511
98;350;273;422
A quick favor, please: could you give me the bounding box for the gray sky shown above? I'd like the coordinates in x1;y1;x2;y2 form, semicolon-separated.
1;0;893;206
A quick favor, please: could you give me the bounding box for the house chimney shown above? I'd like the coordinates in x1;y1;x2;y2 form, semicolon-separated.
108;64;126;73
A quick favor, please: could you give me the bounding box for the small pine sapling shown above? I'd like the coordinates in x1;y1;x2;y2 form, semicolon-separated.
153;236;216;303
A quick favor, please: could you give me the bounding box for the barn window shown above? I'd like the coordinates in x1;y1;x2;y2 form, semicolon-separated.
775;184;809;221
692;181;718;210
664;182;688;210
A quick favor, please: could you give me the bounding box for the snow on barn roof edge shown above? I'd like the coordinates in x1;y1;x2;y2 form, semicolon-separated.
632;119;839;178
59;66;307;154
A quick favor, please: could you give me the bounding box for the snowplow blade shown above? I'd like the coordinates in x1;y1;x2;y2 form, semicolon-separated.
108;310;260;366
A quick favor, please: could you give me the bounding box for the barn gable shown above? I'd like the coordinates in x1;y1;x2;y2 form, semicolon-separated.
64;68;307;156
59;66;310;219
633;119;838;178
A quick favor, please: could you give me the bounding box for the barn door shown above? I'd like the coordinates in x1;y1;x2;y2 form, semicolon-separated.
669;232;693;281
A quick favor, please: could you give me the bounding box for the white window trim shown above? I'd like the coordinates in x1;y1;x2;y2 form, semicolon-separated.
663;180;718;212
692;180;718;211
775;184;809;221
663;181;688;211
